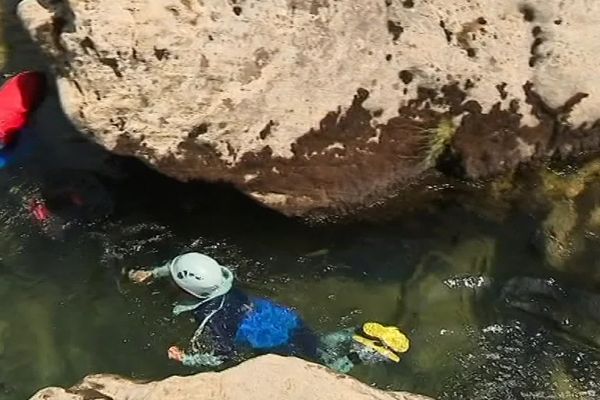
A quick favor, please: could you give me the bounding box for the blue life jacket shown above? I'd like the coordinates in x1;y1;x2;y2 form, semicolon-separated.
234;298;301;349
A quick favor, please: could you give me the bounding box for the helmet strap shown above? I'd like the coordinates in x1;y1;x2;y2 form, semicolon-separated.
172;265;234;316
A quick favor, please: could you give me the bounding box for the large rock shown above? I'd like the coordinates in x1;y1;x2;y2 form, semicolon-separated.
16;0;600;217
28;355;433;400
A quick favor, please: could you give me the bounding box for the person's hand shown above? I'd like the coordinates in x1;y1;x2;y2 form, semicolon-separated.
128;269;153;284
168;346;185;363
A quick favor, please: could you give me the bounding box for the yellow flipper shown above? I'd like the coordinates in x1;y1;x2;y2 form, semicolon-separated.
362;322;410;354
352;335;401;363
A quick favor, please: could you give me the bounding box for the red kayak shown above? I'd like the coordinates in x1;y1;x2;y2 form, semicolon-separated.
0;71;46;148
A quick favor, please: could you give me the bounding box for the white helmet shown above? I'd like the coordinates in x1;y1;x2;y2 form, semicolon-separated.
169;252;233;301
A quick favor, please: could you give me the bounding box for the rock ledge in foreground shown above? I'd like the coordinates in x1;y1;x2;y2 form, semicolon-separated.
29;355;434;400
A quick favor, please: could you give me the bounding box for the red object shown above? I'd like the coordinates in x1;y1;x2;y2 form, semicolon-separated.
30;200;52;223
0;71;46;147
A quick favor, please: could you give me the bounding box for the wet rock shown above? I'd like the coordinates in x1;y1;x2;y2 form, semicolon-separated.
16;0;600;217
501;277;600;347
538;200;582;270
28;354;434;400
530;189;600;275
531;160;600;270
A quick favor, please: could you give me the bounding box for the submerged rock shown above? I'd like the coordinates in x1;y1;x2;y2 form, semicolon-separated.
28;354;434;400
531;160;600;271
395;236;495;390
501;277;600;348
16;0;600;217
539;200;581;270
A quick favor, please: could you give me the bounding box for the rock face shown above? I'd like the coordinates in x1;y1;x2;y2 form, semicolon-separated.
16;0;600;217
28;355;434;400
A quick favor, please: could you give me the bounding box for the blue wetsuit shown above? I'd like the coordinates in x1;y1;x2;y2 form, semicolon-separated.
190;288;319;364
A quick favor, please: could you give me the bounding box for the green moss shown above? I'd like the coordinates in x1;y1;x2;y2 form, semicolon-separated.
540;160;600;201
420;117;457;169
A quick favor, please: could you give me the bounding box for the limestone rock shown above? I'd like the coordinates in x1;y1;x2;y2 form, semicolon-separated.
28;355;434;400
17;0;600;216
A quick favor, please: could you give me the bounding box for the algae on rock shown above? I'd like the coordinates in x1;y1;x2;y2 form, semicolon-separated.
539;200;582;270
532;160;600;271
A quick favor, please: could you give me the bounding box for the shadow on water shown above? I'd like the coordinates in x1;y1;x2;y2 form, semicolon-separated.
2;2;600;400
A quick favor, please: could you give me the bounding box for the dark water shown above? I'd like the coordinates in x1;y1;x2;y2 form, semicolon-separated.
2;2;600;399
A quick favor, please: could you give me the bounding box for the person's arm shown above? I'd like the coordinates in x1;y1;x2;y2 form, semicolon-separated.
128;263;171;284
168;346;225;368
150;263;171;278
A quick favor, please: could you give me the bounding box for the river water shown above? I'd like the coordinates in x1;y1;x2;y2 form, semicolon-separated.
2;1;600;399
